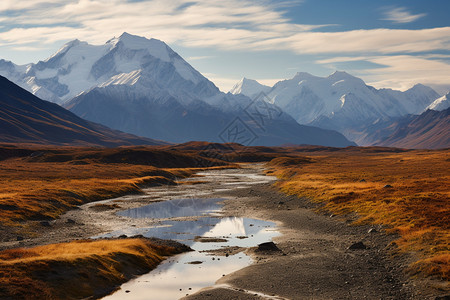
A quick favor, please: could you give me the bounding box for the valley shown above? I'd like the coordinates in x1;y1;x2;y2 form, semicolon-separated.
0;145;448;299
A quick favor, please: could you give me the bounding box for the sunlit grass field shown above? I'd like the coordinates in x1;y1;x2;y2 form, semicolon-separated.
267;149;450;282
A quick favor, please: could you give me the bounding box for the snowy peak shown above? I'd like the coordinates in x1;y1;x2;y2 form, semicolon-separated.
403;83;440;113
328;70;352;79
327;71;366;86
427;92;450;111
292;72;317;82
107;32;171;62
229;77;270;98
0;33;216;103
406;83;438;97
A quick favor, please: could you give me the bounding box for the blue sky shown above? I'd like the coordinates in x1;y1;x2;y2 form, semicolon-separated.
0;0;449;93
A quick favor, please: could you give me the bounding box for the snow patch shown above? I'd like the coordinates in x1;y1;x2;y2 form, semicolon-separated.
99;70;142;87
426;92;450;111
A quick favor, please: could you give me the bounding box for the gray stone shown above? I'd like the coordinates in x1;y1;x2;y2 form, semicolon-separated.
348;241;367;250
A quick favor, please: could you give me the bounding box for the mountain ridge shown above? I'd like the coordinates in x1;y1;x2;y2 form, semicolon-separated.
372;108;450;149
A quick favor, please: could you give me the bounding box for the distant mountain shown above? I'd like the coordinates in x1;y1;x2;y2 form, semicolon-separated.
427;92;450;111
366;108;449;149
229;78;271;98
230;72;440;144
0;75;164;146
0;33;353;147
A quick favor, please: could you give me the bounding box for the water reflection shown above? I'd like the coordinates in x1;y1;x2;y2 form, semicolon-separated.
103;250;251;300
117;198;223;219
99;217;276;249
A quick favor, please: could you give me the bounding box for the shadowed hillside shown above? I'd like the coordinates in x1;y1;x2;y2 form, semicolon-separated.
0;76;164;146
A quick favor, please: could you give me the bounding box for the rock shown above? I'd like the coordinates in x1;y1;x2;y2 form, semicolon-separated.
383;184;393;188
348;241;367;250
256;241;281;252
130;234;145;239
40;221;51;227
186;261;203;265
194;236;227;243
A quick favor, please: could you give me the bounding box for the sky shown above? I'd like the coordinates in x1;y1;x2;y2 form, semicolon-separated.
0;0;449;94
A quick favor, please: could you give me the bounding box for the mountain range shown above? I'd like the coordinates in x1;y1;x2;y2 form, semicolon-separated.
0;33;354;147
0;33;448;149
230;72;443;145
0;75;163;146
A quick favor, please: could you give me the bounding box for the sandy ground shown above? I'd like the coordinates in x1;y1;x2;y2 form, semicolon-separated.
0;164;446;299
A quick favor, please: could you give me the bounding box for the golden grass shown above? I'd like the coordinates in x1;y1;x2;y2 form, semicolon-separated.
0;238;187;299
267;150;450;282
0;145;237;227
0;160;178;226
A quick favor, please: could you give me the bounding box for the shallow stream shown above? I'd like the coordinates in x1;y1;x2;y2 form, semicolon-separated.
99;197;279;299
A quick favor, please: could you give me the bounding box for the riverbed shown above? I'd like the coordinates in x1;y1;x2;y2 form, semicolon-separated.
1;164;415;299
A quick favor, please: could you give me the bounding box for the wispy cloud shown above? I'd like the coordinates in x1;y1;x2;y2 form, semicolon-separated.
382;6;426;24
187;56;214;61
0;0;448;92
0;1;447;57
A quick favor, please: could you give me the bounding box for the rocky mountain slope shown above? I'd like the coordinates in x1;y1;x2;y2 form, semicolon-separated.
372;108;449;149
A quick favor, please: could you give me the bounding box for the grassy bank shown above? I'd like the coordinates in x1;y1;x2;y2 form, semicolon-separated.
0;238;190;299
267;149;449;283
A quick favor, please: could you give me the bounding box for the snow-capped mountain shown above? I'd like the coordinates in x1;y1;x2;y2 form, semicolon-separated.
0;33;217;104
231;72;440;143
0;33;353;147
229;78;270;98
426;92;450;111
